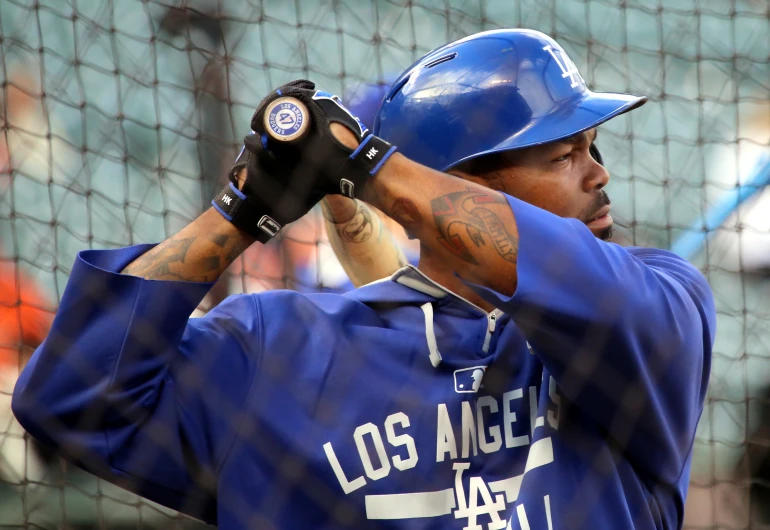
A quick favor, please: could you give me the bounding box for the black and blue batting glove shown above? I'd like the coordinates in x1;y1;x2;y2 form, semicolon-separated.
255;79;398;199
212;80;397;242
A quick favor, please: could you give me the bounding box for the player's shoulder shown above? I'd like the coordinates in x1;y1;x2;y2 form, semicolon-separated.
254;287;359;305
628;246;715;327
200;289;378;339
627;246;704;282
252;288;376;323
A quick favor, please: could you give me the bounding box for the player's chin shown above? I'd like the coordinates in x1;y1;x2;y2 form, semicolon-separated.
586;213;613;240
596;226;613;241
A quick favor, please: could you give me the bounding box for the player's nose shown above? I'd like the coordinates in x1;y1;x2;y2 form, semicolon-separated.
582;156;610;192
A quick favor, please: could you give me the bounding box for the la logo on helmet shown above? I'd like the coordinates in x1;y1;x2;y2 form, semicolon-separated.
543;45;585;89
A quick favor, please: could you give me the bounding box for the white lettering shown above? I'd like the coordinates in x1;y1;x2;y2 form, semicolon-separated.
437;403;458;462
488;438;554;504
222;195;232;205
512;496;554;530
365;437;557;523
503;389;529;448
477;396;502;454
366;147;379;159
459;477;507;530
461;401;478;458
453;463;507;530
365;489;456;519
544;495;554;530
453;462;470;514
354;423;391;481
529;386;545;435
547;377;561;430
323;442;366;494
516;504;532;530
385;412;418;471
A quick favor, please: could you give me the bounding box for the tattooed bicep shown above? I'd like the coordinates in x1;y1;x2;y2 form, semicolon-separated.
430;188;517;265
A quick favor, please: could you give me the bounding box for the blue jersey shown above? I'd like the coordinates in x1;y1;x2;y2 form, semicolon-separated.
13;194;715;530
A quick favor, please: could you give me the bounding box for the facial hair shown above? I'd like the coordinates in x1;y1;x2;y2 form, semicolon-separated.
581;190;613;241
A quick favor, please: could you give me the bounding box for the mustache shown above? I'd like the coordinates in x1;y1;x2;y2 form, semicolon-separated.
580;191;612;223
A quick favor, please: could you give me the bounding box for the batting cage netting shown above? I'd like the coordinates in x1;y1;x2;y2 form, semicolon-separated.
1;0;769;528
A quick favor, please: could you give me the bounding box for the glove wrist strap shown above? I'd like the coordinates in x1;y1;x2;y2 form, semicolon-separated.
212;182;247;222
340;134;397;198
212;182;282;242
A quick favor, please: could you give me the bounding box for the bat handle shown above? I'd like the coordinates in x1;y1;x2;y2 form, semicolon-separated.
263;96;311;143
670;152;770;260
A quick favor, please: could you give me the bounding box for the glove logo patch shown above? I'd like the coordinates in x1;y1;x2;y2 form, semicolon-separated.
264;97;309;142
340;179;355;198
258;215;281;237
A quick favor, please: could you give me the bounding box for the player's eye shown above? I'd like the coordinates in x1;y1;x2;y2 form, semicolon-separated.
553;152;572;163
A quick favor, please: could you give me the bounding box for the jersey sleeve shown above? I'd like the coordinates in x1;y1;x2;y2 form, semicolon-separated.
466;194;716;486
11;245;258;523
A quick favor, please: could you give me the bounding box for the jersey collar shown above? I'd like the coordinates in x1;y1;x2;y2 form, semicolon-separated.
344;265;488;316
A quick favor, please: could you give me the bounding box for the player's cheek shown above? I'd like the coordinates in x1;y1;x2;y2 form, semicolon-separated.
532;183;576;218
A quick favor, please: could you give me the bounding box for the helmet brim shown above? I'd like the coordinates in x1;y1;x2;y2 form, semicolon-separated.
446;90;647;171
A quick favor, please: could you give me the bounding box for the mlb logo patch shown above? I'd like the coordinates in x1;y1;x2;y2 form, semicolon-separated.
454;366;486;394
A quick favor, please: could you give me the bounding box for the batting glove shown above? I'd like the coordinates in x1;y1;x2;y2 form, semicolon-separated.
212;80;396;242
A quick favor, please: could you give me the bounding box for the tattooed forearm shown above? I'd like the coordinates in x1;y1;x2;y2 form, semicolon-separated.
122;238;196;281
320;197;355;224
322;196;408;287
430;188;518;266
338;203;375;243
121;208;254;282
322;198;376;243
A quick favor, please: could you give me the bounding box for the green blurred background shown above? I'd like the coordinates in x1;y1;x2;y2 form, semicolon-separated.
1;0;769;527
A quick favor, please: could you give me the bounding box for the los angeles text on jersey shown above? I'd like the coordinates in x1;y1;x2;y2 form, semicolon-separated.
323;376;562;529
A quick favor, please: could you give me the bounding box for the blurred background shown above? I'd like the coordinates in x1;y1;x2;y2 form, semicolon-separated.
1;0;769;528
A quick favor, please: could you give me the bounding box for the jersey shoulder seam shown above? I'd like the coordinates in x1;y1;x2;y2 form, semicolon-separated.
215;293;263;477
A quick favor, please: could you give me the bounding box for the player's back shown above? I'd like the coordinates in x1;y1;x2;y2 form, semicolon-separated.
13;243;709;530
213;263;688;529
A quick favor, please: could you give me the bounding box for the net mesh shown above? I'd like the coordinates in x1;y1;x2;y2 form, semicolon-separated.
0;0;769;528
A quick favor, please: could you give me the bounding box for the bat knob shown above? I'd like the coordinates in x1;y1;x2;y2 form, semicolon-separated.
263;96;311;143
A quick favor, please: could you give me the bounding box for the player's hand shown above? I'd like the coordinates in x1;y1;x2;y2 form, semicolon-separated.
250;80;398;200
329;123;360;151
209;82;322;242
210;129;312;242
211;80;397;242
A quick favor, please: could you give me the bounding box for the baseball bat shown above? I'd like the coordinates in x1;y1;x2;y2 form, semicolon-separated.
263;97;312;143
670;152;770;260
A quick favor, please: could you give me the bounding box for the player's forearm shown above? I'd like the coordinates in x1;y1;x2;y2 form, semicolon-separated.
321;196;408;287
362;153;519;295
121;207;255;282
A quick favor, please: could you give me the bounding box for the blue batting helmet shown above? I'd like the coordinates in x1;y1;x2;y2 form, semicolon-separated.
344;77;395;132
374;29;647;171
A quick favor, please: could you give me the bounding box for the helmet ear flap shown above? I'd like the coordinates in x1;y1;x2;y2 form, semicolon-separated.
589;143;604;166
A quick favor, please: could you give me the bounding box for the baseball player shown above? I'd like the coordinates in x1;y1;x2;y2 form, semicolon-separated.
13;30;714;530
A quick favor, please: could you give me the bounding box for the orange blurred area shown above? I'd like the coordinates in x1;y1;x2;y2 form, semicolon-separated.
0;261;52;370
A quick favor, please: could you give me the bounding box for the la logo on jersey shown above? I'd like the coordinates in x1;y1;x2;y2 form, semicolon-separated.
543;45;585;89
324;374;563;529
